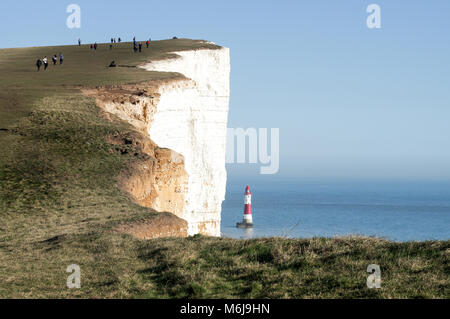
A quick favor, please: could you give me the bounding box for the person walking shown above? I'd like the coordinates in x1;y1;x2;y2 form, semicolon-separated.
36;59;42;71
59;53;64;65
90;44;94;50
52;55;57;65
146;40;149;48
43;57;48;70
78;38;81;46
94;42;97;50
118;37;121;43
138;43;142;52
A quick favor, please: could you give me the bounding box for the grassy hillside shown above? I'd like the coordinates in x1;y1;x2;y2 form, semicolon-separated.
0;40;448;299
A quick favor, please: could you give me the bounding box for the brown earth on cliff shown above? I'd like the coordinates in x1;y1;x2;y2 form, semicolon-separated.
113;212;188;239
113;132;188;219
97;91;188;238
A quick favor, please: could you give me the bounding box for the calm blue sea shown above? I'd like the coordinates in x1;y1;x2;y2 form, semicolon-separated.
220;179;450;241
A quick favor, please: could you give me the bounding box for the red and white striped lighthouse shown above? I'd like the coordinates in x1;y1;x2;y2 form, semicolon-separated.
237;185;254;228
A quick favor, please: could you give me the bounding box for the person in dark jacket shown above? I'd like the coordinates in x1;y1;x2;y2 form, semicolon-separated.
36;59;42;71
138;43;142;52
59;53;64;65
52;55;57;65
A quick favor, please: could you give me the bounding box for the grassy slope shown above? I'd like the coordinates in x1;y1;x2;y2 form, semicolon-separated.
0;40;448;298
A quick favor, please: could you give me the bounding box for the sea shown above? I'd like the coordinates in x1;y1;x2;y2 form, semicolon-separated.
220;179;450;242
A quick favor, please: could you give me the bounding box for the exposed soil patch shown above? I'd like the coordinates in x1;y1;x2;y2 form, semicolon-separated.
114;212;188;239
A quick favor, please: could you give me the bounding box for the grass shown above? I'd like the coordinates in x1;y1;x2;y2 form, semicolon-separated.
0;39;448;299
1;234;448;298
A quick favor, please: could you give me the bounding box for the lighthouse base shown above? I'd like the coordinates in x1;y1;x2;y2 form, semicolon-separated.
236;222;254;229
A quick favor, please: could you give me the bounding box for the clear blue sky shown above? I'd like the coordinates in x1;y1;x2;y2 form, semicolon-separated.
1;0;450;182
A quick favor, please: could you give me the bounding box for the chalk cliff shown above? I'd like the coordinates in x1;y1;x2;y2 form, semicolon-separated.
87;46;230;237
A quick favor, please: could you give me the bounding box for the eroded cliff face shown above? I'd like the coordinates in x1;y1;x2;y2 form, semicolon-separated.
86;47;230;237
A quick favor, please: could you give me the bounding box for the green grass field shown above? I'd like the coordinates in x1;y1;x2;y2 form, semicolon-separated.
0;39;448;299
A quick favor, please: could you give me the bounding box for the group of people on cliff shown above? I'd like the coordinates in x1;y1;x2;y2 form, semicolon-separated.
85;37;151;52
36;53;64;71
133;37;152;53
86;36;152;52
35;36;154;71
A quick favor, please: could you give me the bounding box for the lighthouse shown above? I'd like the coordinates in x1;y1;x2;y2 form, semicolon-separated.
237;185;254;228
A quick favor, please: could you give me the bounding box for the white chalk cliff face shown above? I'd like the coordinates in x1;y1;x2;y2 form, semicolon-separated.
86;46;230;237
139;48;230;236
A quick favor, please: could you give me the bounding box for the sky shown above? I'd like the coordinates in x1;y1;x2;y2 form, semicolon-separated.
1;0;450;182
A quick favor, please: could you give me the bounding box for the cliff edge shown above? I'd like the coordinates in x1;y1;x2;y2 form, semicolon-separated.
85;46;230;237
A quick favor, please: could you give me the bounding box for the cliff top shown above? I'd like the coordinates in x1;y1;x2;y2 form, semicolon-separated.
0;37;221;132
0;38;220;91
